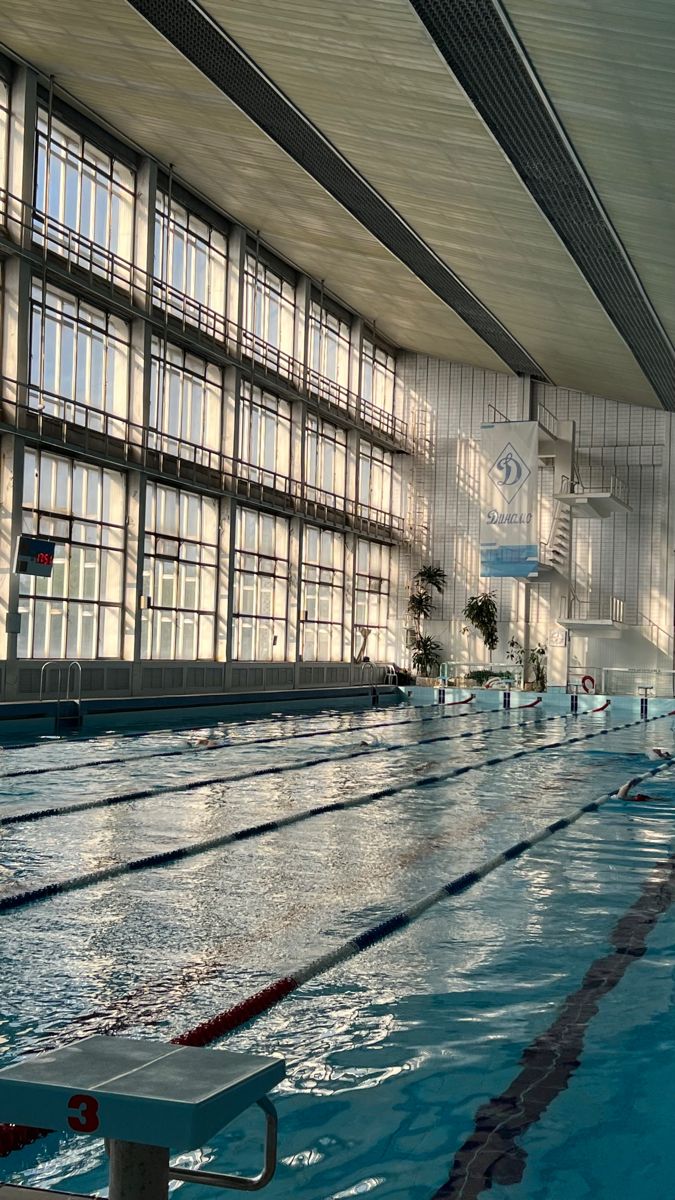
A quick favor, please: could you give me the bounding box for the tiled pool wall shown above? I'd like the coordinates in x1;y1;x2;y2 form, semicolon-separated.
0;685;403;742
0;684;671;744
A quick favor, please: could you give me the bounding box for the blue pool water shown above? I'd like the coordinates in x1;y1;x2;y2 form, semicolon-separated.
1;701;675;1197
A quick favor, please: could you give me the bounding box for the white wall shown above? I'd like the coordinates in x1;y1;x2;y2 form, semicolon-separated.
399;355;675;688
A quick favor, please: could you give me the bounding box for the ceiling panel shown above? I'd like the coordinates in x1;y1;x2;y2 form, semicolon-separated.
203;0;660;405
0;0;513;372
504;0;675;348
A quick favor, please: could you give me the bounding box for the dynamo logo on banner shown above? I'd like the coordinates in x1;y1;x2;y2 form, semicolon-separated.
480;422;539;578
488;442;531;505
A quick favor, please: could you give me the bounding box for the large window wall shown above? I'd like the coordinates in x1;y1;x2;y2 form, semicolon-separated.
34;109;135;285
300;526;345;662
18;450;125;658
362;339;395;418
354;539;392;663
153;191;227;338
309;299;350;391
141;482;218;660
304;414;346;506
149;339;223;465
237;382;291;489
1;65;405;684
232;507;289;662
243;252;295;372
29;281;129;432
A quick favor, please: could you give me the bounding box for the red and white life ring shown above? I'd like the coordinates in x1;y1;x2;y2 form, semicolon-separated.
581;674;595;694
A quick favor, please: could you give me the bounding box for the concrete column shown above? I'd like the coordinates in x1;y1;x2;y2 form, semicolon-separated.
343;531;355;662
108;1140;169;1200
1;255;32;692
294;275;311;391
124;470;146;668
216;496;231;662
133;157;157;311
226;224;246;353
6;64;37;248
349;316;363;419
224;496;238;665
346;430;360;524
289;515;302;662
124;319;151;680
291;399;304;502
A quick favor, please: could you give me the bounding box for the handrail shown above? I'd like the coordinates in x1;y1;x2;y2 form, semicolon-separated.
170;1096;278;1192
0;382;409;544
39;660;83;728
536;404;559;440
559;469;628;506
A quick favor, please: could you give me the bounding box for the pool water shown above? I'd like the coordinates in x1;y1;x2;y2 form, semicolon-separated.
1;701;675;1198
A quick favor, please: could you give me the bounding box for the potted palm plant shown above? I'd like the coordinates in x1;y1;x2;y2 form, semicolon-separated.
463;591;499;652
411;634;443;683
405;564;447;682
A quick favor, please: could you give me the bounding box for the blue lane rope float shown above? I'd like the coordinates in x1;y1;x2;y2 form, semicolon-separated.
0;695;484;781
2;744;673;1159
173;751;675;1048
0;711;665;914
0;703;602;829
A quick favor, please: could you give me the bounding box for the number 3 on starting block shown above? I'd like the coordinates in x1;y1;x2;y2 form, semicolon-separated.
67;1093;100;1133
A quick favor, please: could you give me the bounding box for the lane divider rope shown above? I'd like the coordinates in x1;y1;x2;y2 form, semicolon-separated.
1;723;672;1158
0;694;487;782
0;711;660;913
0;704;583;829
172;749;675;1048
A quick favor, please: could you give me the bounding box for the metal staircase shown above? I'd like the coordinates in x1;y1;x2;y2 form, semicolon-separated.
538;500;571;574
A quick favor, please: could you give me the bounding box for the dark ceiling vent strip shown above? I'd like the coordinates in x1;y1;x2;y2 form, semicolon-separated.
409;0;675;411
125;0;547;380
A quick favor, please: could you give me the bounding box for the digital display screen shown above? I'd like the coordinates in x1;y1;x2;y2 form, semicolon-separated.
15;535;57;578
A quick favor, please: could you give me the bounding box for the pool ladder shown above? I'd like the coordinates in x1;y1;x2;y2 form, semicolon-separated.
39;660;83;733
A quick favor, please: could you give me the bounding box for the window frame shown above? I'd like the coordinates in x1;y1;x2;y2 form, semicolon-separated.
141;481;220;661
232;506;290;662
18;449;126;660
299;525;345;663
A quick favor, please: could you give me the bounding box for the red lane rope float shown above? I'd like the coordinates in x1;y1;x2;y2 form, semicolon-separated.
2;709;671;1158
591;698;610;713
443;692;475;706
510;696;543;709
581;675;595;694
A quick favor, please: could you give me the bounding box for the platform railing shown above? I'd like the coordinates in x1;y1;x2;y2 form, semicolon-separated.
0;186;410;452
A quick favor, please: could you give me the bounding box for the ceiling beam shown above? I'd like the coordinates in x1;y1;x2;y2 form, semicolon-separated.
125;0;548;380
409;0;675;410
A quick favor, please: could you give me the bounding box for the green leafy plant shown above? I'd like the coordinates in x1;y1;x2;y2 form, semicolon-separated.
405;564;446;666
407;589;433;633
506;636;524;668
414;565;447;595
529;643;547;692
411;634;443;677
463;591;499;652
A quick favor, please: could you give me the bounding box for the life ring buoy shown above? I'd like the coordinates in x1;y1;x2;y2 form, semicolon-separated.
581;675;595;694
485;677;504;689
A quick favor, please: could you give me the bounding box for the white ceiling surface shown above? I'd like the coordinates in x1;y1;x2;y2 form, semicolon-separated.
0;0;509;373
203;0;660;406
505;0;675;349
0;0;665;406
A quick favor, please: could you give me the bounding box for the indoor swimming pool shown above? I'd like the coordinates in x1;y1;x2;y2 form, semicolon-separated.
1;698;675;1198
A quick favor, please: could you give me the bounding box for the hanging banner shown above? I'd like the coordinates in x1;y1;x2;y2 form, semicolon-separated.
480;421;538;578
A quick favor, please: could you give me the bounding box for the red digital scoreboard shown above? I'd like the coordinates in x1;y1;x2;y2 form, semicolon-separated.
15;535;56;578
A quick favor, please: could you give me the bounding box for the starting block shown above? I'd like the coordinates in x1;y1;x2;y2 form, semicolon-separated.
0;1035;285;1198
